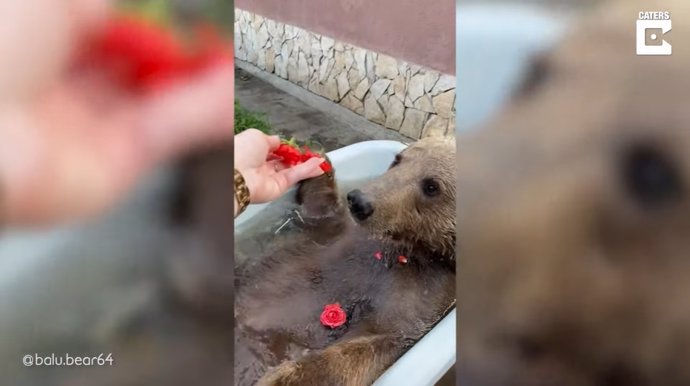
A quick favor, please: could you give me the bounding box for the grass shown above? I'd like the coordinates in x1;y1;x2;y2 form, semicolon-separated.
118;0;234;36
235;100;272;134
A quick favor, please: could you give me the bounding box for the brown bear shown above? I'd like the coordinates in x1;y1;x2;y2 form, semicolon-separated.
458;0;690;385
235;136;457;386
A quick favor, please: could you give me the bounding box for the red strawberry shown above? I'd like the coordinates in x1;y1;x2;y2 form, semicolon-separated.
271;138;332;173
320;162;333;173
81;14;231;92
275;144;291;155
85;15;186;90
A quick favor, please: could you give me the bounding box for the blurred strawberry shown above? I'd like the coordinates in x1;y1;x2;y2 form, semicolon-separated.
78;12;231;92
183;23;232;72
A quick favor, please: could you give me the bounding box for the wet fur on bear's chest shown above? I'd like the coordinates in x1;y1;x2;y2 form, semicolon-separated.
235;220;454;381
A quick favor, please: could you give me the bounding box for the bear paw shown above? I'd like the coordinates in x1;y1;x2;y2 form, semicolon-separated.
256;361;302;386
295;166;343;221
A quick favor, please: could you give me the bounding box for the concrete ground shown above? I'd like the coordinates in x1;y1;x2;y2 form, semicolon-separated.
235;61;410;152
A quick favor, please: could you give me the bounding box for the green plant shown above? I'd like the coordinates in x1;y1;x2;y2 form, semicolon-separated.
118;0;171;26
118;0;233;36
235;100;271;134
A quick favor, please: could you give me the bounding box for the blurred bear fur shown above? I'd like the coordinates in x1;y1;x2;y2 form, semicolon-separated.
458;1;690;385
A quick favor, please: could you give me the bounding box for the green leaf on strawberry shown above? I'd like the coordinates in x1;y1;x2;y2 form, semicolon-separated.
280;136;300;149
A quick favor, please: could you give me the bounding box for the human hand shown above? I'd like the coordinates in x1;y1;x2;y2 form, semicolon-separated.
0;0;233;226
234;129;325;204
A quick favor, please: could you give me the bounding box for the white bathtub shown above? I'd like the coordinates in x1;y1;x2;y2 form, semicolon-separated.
456;3;569;133
234;140;457;386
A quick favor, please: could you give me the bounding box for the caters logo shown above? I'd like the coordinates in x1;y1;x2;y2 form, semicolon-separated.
636;11;672;56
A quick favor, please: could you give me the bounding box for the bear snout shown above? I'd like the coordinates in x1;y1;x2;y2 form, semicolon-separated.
347;189;374;221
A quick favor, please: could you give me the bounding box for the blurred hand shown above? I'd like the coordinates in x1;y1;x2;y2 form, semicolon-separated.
234;129;324;204
0;0;233;226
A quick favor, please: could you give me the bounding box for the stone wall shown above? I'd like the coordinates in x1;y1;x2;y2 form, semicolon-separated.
234;9;456;139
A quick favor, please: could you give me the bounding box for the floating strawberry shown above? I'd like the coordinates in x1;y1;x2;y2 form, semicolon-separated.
320;303;347;329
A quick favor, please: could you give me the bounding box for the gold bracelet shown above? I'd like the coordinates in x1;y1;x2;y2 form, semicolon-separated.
234;168;251;217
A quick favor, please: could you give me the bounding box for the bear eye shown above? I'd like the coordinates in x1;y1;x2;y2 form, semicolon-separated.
621;143;683;208
390;154;402;168
422;178;440;197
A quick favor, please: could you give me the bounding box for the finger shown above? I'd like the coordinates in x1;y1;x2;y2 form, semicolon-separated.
266;134;281;150
266;153;281;162
0;0;110;105
0;1;73;104
303;157;327;178
256;158;326;203
278;157;325;186
139;63;234;162
0;97;142;225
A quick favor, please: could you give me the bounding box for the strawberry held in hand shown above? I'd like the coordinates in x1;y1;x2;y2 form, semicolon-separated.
272;138;333;173
80;13;231;92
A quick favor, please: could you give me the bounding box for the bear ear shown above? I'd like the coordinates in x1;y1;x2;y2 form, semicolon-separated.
512;53;551;100
389;153;402;168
